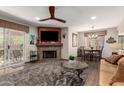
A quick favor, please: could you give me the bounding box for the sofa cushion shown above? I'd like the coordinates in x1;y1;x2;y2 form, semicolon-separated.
117;56;124;65
110;62;124;85
112;82;124;86
104;55;123;65
99;59;117;86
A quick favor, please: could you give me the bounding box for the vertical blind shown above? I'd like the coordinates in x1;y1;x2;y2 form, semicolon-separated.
118;35;124;50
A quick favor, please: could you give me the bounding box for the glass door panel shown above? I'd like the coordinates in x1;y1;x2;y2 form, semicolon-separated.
0;28;4;66
9;29;25;65
4;29;10;65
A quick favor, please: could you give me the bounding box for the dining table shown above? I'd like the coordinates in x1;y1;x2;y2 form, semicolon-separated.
84;49;101;61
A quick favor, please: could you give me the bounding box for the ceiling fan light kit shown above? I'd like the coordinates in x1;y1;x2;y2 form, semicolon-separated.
39;6;66;23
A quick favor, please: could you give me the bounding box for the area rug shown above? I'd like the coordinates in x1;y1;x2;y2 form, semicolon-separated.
0;61;88;86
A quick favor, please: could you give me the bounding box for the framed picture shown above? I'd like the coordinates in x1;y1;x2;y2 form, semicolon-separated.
72;33;77;47
29;34;35;45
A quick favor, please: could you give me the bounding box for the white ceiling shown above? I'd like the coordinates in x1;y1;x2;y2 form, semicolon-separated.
0;6;124;31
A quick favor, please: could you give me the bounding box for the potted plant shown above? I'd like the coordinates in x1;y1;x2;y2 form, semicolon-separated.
69;56;75;63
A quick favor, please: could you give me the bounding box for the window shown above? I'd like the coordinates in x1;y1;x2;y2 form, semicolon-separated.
118;35;124;50
84;36;105;49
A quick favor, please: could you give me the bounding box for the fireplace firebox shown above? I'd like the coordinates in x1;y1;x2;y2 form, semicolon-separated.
43;51;57;58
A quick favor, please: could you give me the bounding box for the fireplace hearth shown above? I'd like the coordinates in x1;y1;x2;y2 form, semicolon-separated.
43;51;57;58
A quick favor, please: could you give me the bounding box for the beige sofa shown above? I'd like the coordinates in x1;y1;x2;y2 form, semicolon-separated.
99;58;124;86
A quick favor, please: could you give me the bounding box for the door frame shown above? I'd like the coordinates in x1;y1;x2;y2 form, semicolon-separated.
0;28;26;68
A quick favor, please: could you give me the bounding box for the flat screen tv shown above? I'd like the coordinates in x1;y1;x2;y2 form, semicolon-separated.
41;31;59;42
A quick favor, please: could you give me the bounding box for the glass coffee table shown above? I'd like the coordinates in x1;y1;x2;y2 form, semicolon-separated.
62;60;88;85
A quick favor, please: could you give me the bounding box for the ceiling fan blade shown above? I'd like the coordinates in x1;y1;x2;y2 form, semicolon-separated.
39;6;66;23
39;18;51;21
53;18;66;23
49;6;55;18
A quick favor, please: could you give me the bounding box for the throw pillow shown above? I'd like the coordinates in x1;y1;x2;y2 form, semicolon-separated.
105;55;123;65
109;62;124;85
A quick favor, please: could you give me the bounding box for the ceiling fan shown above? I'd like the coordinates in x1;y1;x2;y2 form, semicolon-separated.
39;6;66;23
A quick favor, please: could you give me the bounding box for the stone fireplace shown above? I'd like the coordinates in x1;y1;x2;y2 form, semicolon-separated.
36;27;63;60
38;47;61;60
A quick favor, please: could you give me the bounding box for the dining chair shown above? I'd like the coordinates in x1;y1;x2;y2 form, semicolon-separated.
93;46;104;61
84;49;92;61
12;50;23;63
81;47;87;61
77;47;82;57
77;46;86;61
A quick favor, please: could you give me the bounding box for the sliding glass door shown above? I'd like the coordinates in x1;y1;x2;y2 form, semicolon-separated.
0;28;25;67
0;28;4;66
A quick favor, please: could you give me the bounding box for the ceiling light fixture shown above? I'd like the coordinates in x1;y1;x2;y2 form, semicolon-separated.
88;33;98;39
35;17;40;20
91;16;96;20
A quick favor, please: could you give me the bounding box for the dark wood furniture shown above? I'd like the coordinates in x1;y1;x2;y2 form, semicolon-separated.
84;49;101;61
77;46;85;60
36;27;63;47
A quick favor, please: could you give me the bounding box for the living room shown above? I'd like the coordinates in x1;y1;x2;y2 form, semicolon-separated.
0;6;124;87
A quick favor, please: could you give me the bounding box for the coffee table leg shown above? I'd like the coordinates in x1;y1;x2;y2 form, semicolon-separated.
76;69;83;84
